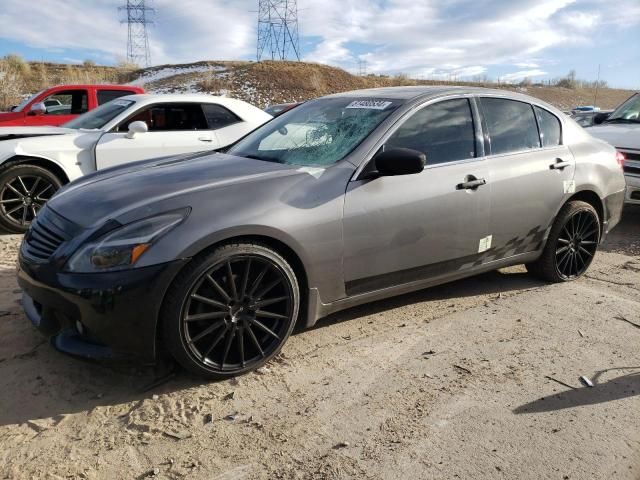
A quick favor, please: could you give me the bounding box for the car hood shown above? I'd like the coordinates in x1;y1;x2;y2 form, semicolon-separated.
48;152;305;228
588;123;640;150
0;126;76;141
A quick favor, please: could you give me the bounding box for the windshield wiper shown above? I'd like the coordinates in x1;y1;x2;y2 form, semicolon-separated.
604;117;640;124
241;154;283;164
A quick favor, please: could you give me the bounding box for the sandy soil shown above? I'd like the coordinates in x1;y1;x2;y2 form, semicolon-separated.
0;207;639;480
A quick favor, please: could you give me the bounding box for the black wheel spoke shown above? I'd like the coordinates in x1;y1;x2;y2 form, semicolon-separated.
246;325;265;357
205;274;231;302
6;183;23;197
203;327;228;358
255;309;288;320
557;238;570;245
578;245;593;258
248;264;270;297
255;296;288;308
0;198;21;204
251;319;280;340
185;311;228;322
188;321;225;344
237;327;245;367
6;204;23;216
221;328;236;367
240;259;251;298
226;261;238;301
556;245;570;255
254;277;282;300
190;293;227;310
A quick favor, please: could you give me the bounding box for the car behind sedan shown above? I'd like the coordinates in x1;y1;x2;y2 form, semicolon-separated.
17;86;626;378
0;94;272;233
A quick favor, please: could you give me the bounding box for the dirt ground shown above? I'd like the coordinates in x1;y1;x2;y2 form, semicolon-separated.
0;207;639;480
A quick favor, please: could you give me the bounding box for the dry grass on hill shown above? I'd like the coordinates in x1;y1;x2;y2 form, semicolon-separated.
0;56;635;112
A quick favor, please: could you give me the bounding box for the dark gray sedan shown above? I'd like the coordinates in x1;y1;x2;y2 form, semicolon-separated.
17;86;626;378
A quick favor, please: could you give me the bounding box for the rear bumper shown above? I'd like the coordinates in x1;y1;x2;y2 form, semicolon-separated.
602;188;625;238
17;258;187;364
624;174;640;205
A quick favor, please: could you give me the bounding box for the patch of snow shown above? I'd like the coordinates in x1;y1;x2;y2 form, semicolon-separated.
128;64;225;85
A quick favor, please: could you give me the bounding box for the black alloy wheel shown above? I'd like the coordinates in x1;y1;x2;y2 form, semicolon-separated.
163;243;299;378
554;209;599;279
0;164;61;233
526;200;600;282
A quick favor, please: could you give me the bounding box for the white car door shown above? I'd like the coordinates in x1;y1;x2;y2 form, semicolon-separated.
94;102;220;170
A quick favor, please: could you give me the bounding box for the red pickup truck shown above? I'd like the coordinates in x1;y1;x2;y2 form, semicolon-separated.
0;84;144;127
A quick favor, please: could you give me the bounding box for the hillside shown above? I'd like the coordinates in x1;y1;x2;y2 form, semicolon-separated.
1;58;635;112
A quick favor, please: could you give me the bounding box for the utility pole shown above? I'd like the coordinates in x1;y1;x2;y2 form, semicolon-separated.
257;0;301;62
119;0;154;67
594;64;601;107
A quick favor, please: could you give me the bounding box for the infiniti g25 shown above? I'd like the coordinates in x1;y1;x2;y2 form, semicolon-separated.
17;87;626;378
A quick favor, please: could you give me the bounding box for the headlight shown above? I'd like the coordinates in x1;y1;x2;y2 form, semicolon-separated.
66;209;189;272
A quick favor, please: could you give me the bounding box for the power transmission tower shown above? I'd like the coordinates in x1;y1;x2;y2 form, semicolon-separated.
119;0;155;67
257;0;301;62
358;59;367;76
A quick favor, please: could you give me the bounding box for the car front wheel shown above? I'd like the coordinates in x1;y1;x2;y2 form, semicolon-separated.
526;200;600;282
0;164;62;233
162;242;300;379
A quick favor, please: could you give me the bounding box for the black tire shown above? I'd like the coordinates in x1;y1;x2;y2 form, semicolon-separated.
162;242;300;379
0;163;62;233
526;200;600;282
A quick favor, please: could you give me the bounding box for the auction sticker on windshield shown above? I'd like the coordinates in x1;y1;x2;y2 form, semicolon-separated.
346;100;393;110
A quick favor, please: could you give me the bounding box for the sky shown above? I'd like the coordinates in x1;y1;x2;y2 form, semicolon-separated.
0;0;638;89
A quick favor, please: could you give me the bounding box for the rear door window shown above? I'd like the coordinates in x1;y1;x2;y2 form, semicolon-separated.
480;98;541;155
534;106;562;147
97;89;137;105
386;98;476;165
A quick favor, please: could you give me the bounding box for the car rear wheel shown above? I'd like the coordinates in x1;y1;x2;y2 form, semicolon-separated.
0;164;62;233
162;242;300;379
526;200;600;282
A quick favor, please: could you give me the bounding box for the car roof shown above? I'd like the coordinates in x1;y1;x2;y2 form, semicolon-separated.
325;85;560;113
327;85;535;101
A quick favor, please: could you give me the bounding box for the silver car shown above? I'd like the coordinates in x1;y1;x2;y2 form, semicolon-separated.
17;86;626;378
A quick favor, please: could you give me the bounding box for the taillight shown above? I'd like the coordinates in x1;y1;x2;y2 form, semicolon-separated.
616;150;626;170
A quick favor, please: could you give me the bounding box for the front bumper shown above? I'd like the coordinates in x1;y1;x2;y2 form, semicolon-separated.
17;257;187;364
624;174;640;205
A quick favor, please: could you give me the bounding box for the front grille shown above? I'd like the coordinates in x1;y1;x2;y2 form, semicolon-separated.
23;210;69;260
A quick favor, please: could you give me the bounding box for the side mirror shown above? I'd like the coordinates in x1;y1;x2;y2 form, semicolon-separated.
9;105;17;112
593;112;610;125
29;102;47;116
126;120;148;139
374;148;426;176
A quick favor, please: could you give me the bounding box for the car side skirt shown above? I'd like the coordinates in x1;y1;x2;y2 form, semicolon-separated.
304;250;542;328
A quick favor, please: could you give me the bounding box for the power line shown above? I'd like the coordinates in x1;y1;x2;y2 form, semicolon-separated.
257;0;300;62
119;0;155;67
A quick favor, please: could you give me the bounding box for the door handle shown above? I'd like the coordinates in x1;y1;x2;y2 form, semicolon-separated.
457;177;487;190
198;136;213;142
550;158;571;170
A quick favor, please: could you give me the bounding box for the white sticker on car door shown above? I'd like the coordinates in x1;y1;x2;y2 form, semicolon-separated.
478;235;493;253
563;180;576;194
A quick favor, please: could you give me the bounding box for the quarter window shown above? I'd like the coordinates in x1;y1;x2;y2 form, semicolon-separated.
386;98;476;165
534;106;561;147
481;98;541;155
201;103;242;129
